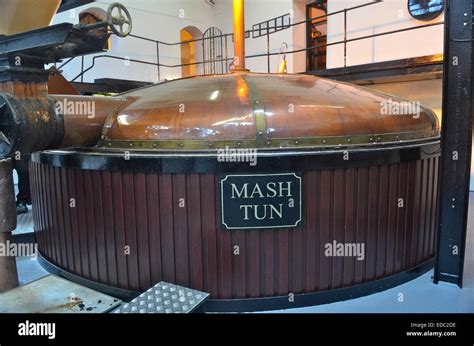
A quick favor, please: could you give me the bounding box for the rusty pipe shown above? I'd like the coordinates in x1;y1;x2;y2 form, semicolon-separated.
0;158;19;292
233;0;246;71
0;93;125;157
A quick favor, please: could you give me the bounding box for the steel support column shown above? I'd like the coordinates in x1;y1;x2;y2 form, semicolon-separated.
435;0;473;286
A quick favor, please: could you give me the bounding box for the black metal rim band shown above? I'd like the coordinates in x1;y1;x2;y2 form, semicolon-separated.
31;140;440;174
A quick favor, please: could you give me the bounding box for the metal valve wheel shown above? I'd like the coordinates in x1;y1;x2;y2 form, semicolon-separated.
107;3;133;38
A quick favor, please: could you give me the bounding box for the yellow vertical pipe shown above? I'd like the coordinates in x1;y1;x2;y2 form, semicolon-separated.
233;0;246;71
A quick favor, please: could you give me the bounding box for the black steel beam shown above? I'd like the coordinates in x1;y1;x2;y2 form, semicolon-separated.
306;54;443;83
434;0;473;287
57;0;95;13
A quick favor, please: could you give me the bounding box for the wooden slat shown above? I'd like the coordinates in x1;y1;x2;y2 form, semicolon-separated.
305;171;317;292
395;162;408;273
201;174;217;296
83;170;99;282
376;165;389;278
159;174;176;283
319;170;331;290
134;173;151;290
122;172;139;291
343;168;356;287
111;172;128;289
354;167;368;284
366;166;379;281
66;169;82;276
91;171;108;285
187;174;204;291
385;164;399;276
101;171;118;287
146;173;162;285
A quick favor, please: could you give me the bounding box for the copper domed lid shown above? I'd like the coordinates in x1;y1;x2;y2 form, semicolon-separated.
98;71;439;150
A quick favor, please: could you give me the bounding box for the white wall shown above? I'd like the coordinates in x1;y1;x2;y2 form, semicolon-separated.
53;0;225;83
326;0;444;68
214;0;307;73
52;0;445;81
53;0;310;81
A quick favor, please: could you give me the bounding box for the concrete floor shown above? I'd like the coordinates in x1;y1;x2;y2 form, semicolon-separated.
13;193;474;313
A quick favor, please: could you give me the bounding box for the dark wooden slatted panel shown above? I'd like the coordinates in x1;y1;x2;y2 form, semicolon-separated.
376;165;389;278
122;172;139;291
215;174;232;299
305;171;318;292
385;164;399;276
34;163;45;254
67;169;82;276
101;171;117;287
48;166;61;267
146;173;162;286
91;171;108;285
343;168;356;287
159;174;175;283
32;156;440;300
331;169;345;289
292;216;304;293
395;162;408;273
417;159;428;264
111;172;128;289
246;228;260;297
173;174;190;288
429;157;439;256
263;228;276;297
52;168;65;269
231;220;246;299
73;169;88;279
134;173;151;290
187;174;204;291
366;166;379;281
354;167;368;284
423;158;434;260
82;170;99;282
410;160;422;268
30;163;41;252
60;168;74;275
44;166;55;264
277;228;289;295
201;174;217;297
404;161;415;269
319;170;331;290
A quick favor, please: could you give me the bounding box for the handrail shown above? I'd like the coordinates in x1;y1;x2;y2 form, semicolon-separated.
70;0;443;82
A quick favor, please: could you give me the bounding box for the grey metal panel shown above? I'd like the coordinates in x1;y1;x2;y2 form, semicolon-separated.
112;282;209;314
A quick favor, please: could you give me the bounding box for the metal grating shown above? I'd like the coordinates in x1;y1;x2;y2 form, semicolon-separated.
112;282;209;313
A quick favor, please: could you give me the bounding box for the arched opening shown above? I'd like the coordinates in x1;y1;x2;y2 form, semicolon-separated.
180;26;203;77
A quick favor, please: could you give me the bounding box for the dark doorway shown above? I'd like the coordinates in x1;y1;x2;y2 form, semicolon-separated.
306;1;328;71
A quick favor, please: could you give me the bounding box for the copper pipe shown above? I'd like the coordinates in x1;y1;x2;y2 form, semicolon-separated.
47;95;126;148
233;0;246;70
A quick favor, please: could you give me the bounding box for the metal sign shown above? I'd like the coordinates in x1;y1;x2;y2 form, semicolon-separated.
220;173;302;230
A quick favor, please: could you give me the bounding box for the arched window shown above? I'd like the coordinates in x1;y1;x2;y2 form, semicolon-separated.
180;26;203;77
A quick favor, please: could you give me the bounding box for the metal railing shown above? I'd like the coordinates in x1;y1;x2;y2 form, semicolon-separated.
68;0;444;82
